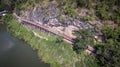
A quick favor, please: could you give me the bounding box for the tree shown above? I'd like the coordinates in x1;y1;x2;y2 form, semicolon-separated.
94;26;120;67
73;29;94;53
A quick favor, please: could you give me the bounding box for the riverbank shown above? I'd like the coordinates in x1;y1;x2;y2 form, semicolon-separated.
7;18;79;67
0;25;49;67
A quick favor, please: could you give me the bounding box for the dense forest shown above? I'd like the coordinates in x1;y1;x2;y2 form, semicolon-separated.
0;0;120;67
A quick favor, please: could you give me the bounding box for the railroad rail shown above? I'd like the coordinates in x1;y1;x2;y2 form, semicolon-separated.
13;13;75;43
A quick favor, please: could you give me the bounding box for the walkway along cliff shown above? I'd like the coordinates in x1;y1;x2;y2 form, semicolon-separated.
13;13;75;44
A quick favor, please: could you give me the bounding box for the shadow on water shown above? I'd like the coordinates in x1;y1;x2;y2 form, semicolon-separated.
0;25;50;67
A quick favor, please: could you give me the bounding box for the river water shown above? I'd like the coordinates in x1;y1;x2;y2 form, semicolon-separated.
0;25;49;67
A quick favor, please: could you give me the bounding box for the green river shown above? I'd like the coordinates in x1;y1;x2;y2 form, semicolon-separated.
0;25;49;67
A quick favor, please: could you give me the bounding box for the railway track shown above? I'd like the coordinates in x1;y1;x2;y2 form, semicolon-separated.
13;13;75;44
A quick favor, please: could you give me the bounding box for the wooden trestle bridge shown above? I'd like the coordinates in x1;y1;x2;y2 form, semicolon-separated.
13;13;75;44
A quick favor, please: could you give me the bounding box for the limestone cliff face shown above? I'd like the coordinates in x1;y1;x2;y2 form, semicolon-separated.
19;1;94;30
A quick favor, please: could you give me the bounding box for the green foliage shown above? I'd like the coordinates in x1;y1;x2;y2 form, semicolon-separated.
95;42;120;67
94;26;120;67
64;5;76;17
0;0;12;11
0;0;43;14
76;54;99;67
0;14;13;24
73;29;94;53
0;17;4;24
76;0;92;8
95;0;120;24
83;16;94;21
23;0;120;24
101;26;113;39
96;7;110;20
102;26;120;41
55;36;63;44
